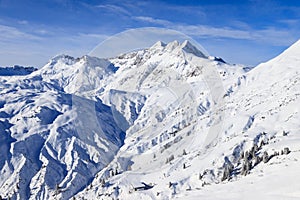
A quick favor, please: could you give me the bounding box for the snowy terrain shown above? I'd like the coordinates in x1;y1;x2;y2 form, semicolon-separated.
0;40;299;200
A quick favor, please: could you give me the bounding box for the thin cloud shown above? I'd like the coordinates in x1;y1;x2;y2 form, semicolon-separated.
35;29;51;35
278;19;300;26
176;24;297;46
251;28;296;46
18;20;28;25
133;16;171;26
95;4;131;16
0;24;41;41
162;4;207;18
78;33;108;39
134;16;252;39
0;21;110;66
57;32;109;45
174;24;252;40
134;16;297;46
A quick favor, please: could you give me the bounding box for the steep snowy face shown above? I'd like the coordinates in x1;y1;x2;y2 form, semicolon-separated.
68;41;250;198
224;39;300;142
75;40;300;200
103;40;242;141
87;40;242;146
245;39;300;87
35;55;117;98
0;40;244;200
0;59;125;199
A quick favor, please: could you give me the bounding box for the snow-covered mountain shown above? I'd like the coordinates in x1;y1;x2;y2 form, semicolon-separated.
0;40;299;200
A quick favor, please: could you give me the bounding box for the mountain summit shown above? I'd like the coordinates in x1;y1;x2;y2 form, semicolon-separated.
180;40;207;57
149;40;207;58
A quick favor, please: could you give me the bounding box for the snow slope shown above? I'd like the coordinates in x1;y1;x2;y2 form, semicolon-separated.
75;40;300;199
0;57;124;200
0;40;299;200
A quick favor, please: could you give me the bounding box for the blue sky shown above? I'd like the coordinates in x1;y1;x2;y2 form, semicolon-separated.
0;0;300;67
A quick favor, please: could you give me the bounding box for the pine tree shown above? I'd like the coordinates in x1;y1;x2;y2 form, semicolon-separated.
111;170;115;177
240;151;244;160
241;159;251;176
253;155;261;166
262;151;269;163
253;143;259;152
55;184;59;196
100;179;106;187
221;166;230;181
222;160;234;181
244;151;249;161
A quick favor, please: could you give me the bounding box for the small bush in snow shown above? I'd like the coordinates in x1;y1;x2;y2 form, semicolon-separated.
282;131;288;136
273;151;280;156
283;147;291;155
166;155;175;164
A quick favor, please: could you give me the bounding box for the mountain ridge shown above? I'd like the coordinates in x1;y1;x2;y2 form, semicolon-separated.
0;40;299;200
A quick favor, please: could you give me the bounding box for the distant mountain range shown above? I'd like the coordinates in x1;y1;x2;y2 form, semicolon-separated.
0;65;37;76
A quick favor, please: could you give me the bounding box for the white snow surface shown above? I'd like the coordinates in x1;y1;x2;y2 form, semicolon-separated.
0;40;299;200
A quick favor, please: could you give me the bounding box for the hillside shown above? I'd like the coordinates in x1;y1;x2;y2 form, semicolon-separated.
0;40;299;200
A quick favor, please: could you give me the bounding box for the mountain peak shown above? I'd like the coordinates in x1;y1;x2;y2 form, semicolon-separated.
152;41;166;48
149;41;166;52
180;40;206;58
153;40;207;58
165;40;180;51
49;54;76;66
181;40;192;48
